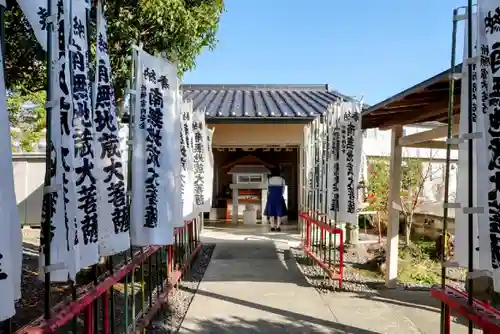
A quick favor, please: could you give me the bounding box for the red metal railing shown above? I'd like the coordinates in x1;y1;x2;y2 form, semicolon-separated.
299;212;343;289
13;218;202;334
430;285;500;334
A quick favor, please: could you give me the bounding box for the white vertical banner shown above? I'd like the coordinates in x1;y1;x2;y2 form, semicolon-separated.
477;1;500;289
305;123;314;213
39;0;78;282
476;2;493;275
162;71;182;230
16;0;48;50
130;49;146;243
337;105;347;220
337;101;362;224
454;11;481;269
0;15;22;321
70;0;100;270
180;103;196;221
130;48;178;246
165;89;183;229
93;1;130;256
119;124;129;191
328;105;341;217
317;118;326;213
205;127;215;209
192;109;211;213
352;102;363;220
325;105;334;216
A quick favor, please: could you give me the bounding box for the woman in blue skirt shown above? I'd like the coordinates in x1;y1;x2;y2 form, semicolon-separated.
264;167;287;231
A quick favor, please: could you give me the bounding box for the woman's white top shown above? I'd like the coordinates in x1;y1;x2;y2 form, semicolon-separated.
268;176;286;186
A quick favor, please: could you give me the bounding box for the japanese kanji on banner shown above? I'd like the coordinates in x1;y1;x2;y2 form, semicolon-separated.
93;0;130;257
130;48;179;246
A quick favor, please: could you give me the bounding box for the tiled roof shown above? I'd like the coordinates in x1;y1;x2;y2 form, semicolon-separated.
181;84;343;119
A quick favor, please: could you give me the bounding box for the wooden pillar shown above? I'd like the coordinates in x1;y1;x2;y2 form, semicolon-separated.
385;126;403;288
200;212;204;233
232;188;239;224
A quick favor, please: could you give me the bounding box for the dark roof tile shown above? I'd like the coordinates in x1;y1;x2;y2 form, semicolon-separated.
181;84;343;119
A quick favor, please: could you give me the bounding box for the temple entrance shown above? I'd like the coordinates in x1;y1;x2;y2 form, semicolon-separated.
209;146;299;224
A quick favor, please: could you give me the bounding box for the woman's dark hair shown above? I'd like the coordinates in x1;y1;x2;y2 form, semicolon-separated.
270;167;281;177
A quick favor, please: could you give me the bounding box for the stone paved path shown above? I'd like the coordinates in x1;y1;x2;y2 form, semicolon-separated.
178;227;423;333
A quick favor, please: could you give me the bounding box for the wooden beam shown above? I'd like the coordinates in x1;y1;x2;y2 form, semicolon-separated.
370;110;401;116
424;87;454;92
402;140;458;150
400;103;458;125
435;113;460;123
386;126;403;288
377;107;447;121
382;102;433;110
397;94;449;104
379;95;460;130
397;123;459;146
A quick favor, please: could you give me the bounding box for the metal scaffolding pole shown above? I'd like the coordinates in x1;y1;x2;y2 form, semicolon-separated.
42;0;55;321
466;1;474;333
440;7;460;333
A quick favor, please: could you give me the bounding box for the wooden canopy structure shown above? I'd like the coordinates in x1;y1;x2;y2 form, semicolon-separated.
362;65;462;130
362;65;462;152
362;65;462;288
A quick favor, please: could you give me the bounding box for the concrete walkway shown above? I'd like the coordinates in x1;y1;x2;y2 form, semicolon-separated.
178;226;425;333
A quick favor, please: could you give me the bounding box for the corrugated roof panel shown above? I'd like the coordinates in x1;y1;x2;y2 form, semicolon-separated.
181;84;344;119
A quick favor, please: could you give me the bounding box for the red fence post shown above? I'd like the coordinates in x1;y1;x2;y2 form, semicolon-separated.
102;290;109;334
338;228;344;290
84;303;93;334
305;217;311;249
168;244;173;276
444;304;450;334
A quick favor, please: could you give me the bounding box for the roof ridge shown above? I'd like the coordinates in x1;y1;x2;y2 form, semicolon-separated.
181;84;329;91
180;84;346;120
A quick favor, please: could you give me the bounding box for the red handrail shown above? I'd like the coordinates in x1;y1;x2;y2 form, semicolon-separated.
430;285;500;333
17;219;200;334
299;212;344;289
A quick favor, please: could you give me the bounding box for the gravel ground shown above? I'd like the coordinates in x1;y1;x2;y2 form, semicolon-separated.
11;228;73;331
291;243;466;295
13;228;215;333
292;246;382;294
150;243;215;333
15;228;149;332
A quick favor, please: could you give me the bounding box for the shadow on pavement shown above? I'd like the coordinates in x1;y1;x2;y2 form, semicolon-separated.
182;316;379;333
179;287;378;334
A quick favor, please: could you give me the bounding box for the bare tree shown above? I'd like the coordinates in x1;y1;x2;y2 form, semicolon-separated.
399;151;441;245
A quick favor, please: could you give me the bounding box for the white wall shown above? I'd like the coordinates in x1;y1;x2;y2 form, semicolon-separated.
12;126;130;226
362;125;458;205
12;153;45;226
420;160;458;203
362;126;459;160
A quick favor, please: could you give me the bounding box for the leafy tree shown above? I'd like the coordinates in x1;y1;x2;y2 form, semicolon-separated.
399;158;424;245
366;158;390;214
8;89;46;152
4;0;224;150
106;0;225;104
4;1;47;94
4;0;225;104
367;156;439;245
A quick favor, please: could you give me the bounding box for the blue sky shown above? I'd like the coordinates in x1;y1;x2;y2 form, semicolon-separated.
183;0;467;105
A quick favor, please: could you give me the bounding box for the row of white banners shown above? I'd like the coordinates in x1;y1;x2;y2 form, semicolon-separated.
303;100;363;224
453;0;500;292
0;0;214;321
